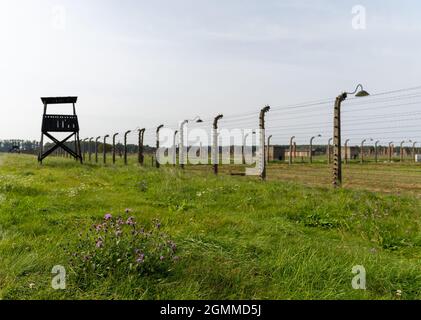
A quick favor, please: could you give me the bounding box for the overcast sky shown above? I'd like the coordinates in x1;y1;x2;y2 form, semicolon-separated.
0;0;420;144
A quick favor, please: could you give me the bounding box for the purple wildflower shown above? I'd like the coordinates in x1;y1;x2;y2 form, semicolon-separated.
160;255;165;261
104;213;112;221
126;217;135;226
170;242;177;252
125;208;132;214
136;253;145;264
96;239;104;248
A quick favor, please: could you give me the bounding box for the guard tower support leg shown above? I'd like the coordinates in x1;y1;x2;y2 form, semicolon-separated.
38;102;48;164
77;132;83;164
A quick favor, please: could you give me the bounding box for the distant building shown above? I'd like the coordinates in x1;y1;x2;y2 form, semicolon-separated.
267;146;288;161
342;146;360;160
267;145;361;162
285;150;314;158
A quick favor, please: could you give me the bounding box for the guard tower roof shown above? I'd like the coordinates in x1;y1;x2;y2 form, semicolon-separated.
41;97;78;104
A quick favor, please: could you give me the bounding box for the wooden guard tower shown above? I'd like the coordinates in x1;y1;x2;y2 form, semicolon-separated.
38;97;83;164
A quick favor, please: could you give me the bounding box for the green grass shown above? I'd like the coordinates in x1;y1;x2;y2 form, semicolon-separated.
0;153;420;300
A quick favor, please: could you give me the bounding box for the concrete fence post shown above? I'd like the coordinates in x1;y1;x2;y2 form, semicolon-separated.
242;132;251;165
289;136;295;165
344;139;350;165
259;106;270;180
400;141;404;162
400;140;411;162
327;138;333;164
124;130;131;165
103;135;109;164
156;125;164;168
112;133;119;164
332;84;370;187
213;114;223;175
138;128;145;166
89;137;93;162
375;140;380;163
413;141;418;162
180;120;188;169
360;139;367;164
95;136;101;163
267;135;272;164
309;135;321;164
333;93;346;187
388;142;394;163
172;130;178;167
309;137;314;164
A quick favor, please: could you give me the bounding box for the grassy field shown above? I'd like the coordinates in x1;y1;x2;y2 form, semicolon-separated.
0;153;420;300
188;158;421;196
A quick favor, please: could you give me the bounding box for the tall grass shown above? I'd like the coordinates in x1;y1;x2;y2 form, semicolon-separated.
0;154;420;299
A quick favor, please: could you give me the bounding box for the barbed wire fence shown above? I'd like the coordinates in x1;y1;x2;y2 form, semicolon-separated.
46;85;421;194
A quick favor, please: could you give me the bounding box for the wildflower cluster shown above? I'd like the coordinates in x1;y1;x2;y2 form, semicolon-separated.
68;212;179;284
